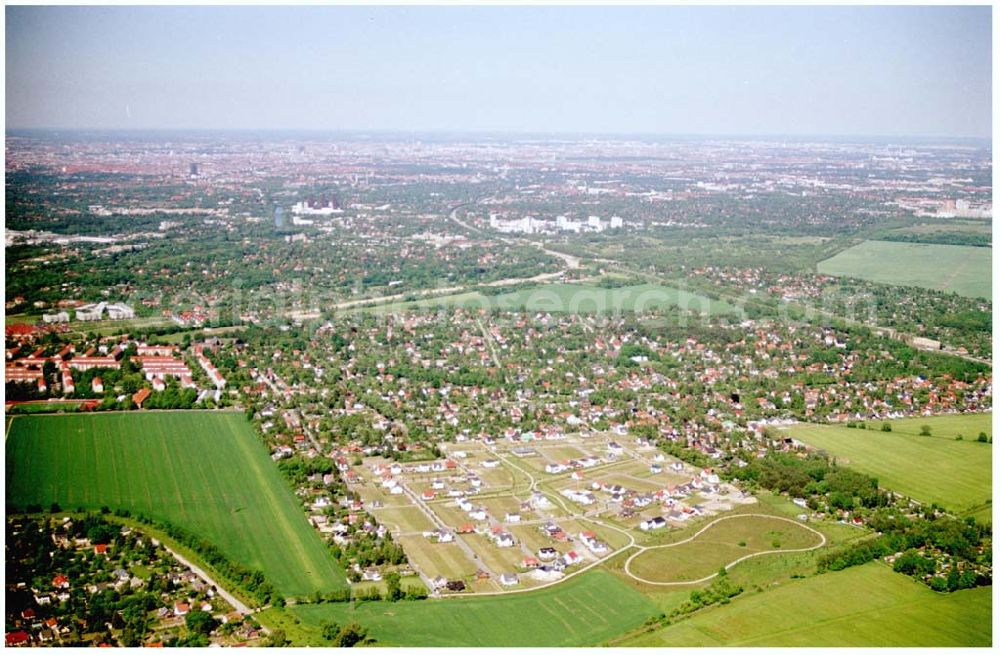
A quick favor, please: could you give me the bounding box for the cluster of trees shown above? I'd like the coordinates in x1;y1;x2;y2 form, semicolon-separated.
881;232;991;248
817;511;991;591
320;621;371;647
671;573;743;619
730;452;890;510
307;572;427;605
330;531;407;572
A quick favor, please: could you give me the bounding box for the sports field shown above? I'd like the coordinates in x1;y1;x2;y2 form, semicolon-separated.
288;569;658;647
628;515;823;583
622;563;991;647
5;411;347;598
817;240;991;300
398;283;734;315
786;413;992;515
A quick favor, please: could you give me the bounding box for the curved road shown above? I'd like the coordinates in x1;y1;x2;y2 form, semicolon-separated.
623;513;827;587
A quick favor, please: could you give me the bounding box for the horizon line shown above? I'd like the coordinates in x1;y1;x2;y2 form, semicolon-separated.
5;127;992;144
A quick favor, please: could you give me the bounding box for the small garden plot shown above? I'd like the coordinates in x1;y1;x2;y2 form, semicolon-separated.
426;502;478;530
398;536;478;581
538;445;590;462
597;473;664;494
460;533;528;576
578;520;633;551
480;496;527;520
477;466;516;490
510;525;572;557
372;506;437;534
354;483;401;507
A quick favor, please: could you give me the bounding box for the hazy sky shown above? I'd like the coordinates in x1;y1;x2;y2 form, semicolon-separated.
5;5;993;137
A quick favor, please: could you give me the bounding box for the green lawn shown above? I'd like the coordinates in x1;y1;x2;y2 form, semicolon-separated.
628;515;823;583
817;240;991;300
288;570;658;647
5;411;347;598
397;283;735;315
786;413;992;515
622;563;991;647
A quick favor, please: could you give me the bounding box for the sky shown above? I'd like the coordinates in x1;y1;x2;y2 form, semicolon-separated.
5;5;993;138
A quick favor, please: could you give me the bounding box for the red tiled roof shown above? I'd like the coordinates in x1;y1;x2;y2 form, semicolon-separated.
132;388;151;406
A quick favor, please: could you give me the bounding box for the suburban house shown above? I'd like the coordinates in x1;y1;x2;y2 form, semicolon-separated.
493;532;516;548
537;547;559;560
132;388;151;408
639;516;667;531
531;566;564;582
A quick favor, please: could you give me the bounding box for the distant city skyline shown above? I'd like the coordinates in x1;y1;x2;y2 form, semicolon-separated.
5;5;993;138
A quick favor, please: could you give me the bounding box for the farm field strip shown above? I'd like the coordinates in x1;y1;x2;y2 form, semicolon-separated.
289;570;658;647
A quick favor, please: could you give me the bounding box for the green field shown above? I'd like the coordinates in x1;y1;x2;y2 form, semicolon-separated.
628;515;823;582
817;240;991;300
396;283;735;315
288;570;658;647
786;414;992;516
622;563;991;647
5;411;347;598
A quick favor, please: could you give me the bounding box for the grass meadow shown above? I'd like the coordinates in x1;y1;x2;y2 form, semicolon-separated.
817;240;991;300
627;514;824;583
5;411;347;599
786;413;992;516
387;283;735;316
621;562;991;647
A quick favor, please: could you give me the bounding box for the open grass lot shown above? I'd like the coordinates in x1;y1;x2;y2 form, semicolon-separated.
621;563;991;647
397;536;477;580
628;515;823;583
399;283;735;315
372;506;436;534
787;413;992;514
511;524;569;556
459;533;525;576
5;411;347;598
562;518;632;551
817;240;991;300
289;570;658;646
